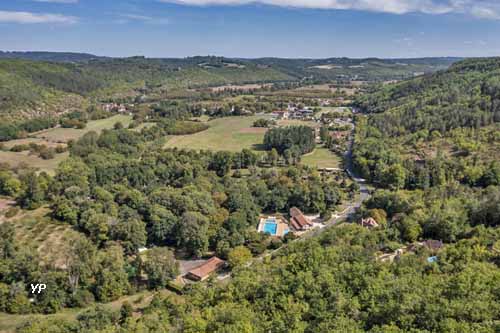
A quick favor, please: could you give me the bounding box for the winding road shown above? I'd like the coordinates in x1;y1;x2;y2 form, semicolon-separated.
300;121;370;239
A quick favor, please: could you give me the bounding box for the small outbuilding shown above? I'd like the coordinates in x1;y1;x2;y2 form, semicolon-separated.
185;257;225;282
290;207;313;231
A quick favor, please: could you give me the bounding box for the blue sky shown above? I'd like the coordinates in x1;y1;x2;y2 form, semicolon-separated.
1;0;500;58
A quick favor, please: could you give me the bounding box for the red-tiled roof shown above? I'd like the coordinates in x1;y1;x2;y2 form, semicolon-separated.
187;257;225;281
290;207;312;230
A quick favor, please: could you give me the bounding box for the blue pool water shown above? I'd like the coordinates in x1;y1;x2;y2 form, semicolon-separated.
263;222;278;235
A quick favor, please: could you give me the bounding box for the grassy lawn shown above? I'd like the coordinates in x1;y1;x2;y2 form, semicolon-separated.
302;147;342;169
165;116;268;152
0;309;80;333
1;138;65;150
35;115;133;143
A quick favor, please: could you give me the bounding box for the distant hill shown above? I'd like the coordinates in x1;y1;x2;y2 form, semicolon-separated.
0;51;106;63
0;56;292;121
0;53;462;122
352;57;500;189
355;57;500;135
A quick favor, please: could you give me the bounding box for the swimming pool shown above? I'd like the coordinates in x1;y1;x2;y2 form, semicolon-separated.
263;222;278;235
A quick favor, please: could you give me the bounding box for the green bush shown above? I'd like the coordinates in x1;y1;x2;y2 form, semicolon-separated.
4;207;19;218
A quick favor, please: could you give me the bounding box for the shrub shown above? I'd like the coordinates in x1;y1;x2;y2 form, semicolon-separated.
39;148;55;160
4;207;19;218
10;144;30;152
55;145;66;154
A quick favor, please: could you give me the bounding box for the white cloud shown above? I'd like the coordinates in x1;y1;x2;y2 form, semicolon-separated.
0;10;78;24
117;14;170;25
159;0;500;19
470;6;500;19
120;14;154;21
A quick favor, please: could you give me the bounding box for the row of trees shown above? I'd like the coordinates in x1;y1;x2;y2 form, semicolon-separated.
264;125;316;155
0;117;57;141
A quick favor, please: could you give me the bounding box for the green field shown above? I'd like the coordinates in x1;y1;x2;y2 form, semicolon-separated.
165;116;268;152
301;147;342;169
0;115;132;173
0;151;69;174
35;115;133;143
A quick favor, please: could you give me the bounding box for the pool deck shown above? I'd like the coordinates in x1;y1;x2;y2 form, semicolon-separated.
258;215;290;237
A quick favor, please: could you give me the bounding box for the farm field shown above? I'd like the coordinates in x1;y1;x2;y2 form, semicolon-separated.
0;151;69;174
5;207;80;266
0;115;132;173
34;115;133;143
208;83;272;92
301;147;342;169
165;116;268;152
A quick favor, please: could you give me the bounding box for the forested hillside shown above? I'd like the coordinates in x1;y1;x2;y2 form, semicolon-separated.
355;57;500;136
0;54;458;123
0;56;292;122
13;223;500;332
0;51;105;63
351;57;500;254
353;57;500;189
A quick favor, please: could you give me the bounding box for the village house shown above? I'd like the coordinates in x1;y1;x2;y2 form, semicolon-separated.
272;110;290;120
290;108;314;120
102;103;128;113
185;257;226;282
289;207;313;231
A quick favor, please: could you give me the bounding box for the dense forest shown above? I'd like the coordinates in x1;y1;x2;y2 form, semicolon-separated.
0;120;349;316
13;221;500;333
353;57;500;190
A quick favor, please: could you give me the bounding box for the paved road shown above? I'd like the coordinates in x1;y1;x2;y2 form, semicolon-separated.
301;125;370;239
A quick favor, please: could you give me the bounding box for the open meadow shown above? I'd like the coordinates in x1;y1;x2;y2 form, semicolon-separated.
0;151;69;174
34;114;133;143
165;116;269;152
0;115;133;174
301;147;342;169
